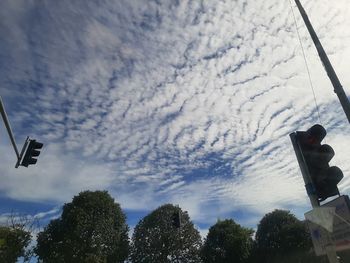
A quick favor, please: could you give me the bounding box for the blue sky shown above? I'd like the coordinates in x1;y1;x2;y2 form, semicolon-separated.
1;0;350;240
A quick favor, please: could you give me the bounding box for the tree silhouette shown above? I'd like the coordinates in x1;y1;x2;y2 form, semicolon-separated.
254;209;313;263
202;219;253;263
131;204;202;263
0;225;31;263
35;190;129;262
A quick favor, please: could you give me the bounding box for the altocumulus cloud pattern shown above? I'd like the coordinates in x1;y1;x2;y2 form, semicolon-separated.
1;0;350;226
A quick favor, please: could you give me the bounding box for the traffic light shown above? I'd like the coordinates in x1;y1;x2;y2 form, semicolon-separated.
296;124;343;201
21;139;43;167
172;211;181;228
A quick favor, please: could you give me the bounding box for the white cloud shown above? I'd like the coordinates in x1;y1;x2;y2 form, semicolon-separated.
1;0;350;228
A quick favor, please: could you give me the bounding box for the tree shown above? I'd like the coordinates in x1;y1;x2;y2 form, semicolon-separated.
35;190;129;262
0;225;31;263
254;209;313;263
131;204;202;263
0;213;37;263
201;219;253;263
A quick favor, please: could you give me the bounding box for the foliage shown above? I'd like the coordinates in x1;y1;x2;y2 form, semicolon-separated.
0;225;31;263
254;209;312;263
35;190;129;263
131;204;202;263
201;219;253;263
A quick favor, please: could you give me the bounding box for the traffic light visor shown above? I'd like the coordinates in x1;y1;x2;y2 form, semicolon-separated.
318;144;335;163
327;166;344;183
307;124;326;143
32;141;43;149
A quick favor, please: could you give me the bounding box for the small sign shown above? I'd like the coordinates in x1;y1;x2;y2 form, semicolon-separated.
305;195;350;256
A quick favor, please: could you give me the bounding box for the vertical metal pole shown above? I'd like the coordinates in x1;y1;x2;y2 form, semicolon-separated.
294;0;350;124
325;246;339;263
0;96;20;159
290;132;339;263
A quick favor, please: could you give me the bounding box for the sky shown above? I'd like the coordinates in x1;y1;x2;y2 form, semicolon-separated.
1;0;350;240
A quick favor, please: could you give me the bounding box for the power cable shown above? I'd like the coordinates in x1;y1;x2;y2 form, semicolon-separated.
288;0;322;124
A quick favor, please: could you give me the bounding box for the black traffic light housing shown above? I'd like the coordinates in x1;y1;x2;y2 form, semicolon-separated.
295;124;343;201
20;139;43;167
172;211;181;228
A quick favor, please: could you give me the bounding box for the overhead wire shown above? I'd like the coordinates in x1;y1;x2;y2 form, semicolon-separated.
288;0;322;125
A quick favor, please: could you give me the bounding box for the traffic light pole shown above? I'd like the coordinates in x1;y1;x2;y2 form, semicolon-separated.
290;132;339;263
295;0;350;124
0;96;20;160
